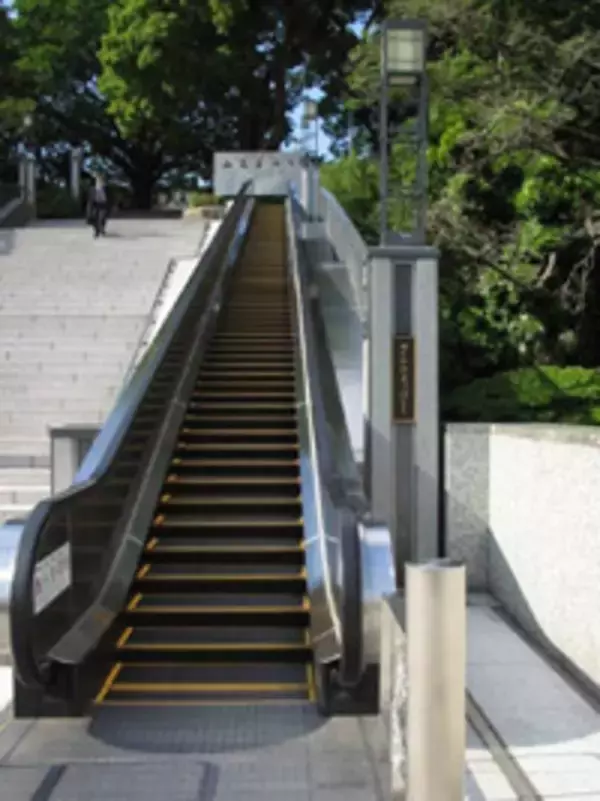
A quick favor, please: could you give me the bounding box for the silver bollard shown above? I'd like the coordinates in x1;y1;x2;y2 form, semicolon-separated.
406;558;466;801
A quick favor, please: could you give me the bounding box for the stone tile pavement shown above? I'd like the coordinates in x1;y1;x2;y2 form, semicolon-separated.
468;599;600;800
0;597;597;800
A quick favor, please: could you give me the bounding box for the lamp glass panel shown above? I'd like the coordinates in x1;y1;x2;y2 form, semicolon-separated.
387;28;424;73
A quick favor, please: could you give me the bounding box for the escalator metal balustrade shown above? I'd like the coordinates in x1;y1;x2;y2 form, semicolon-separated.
7;189;395;719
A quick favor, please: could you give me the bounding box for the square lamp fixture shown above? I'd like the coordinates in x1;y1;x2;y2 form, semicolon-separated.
303;99;319;122
382;19;427;84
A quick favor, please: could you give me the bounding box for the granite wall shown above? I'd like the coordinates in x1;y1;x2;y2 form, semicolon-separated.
445;423;600;691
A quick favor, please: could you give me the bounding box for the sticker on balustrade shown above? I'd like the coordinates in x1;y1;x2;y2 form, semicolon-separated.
33;542;72;615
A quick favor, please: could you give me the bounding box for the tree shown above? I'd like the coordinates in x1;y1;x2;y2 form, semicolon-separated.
321;0;600;389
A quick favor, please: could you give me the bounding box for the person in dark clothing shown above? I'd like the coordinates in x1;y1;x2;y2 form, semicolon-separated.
86;175;110;237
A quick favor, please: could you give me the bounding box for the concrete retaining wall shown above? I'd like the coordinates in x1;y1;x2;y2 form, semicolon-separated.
445;423;600;690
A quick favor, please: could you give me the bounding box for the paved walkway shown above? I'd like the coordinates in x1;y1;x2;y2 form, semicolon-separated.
0;597;597;800
467;597;600;800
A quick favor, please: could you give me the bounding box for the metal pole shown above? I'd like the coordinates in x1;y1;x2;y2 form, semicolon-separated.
415;74;429;244
380;35;389;246
406;559;466;801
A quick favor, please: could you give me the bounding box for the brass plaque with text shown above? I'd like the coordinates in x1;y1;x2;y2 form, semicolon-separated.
392;336;415;423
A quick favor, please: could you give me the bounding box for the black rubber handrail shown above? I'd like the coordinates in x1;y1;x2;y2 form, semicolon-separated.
9;184;253;693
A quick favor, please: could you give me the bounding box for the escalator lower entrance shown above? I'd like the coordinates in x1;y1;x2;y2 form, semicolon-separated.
94;202;315;707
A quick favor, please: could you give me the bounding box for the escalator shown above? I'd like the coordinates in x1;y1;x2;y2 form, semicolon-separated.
9;190;394;720
95;203;314;707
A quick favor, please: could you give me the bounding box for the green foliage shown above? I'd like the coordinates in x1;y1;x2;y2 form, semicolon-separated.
321;0;600;395
2;0;377;207
36;184;83;218
320;152;379;243
188;192;219;208
444;367;600;424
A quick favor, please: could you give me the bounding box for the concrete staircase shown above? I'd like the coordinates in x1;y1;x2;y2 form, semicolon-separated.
0;218;206;523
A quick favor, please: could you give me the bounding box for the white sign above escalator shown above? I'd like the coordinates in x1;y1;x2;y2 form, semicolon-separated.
213;151;309;197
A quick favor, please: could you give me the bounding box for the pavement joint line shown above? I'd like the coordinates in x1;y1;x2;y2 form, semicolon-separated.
466;692;541;801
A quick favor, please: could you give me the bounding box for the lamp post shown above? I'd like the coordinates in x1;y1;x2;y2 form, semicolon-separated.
302;98;319;158
380;19;428;245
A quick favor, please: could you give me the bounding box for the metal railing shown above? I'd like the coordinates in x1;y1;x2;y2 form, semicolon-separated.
0;183;20;207
9;183;254;698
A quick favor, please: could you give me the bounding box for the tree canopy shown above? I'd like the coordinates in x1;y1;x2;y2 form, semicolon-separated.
0;0;377;205
321;0;600;395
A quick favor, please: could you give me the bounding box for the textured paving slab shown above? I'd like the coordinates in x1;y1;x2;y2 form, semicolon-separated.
468;602;600;800
0;706;386;800
0;700;534;800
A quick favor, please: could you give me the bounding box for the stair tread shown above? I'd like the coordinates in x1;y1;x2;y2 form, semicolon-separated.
114;663;307;684
123;627;307;646
133;592;306;609
140;564;304;577
159;494;301;506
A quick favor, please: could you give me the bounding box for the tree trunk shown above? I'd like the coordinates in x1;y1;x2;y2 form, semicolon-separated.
576;251;600;366
127;169;156;210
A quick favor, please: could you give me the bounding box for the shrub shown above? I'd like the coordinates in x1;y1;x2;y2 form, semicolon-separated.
444;366;600;425
37;185;82;219
188;192;220;208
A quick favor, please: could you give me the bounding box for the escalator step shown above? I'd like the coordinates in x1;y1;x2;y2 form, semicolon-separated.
146;542;304;564
114;662;308;685
163;474;300;490
164;460;300;478
147;537;303;549
132;591;307;609
151;516;303;535
157;493;301;511
124;626;307;645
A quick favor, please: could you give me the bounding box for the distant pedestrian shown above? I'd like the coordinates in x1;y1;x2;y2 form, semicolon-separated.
86;174;110;238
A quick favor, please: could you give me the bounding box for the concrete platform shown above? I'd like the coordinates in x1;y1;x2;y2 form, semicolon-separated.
0;595;596;799
467;597;600;800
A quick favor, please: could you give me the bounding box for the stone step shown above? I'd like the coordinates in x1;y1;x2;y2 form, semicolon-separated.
0;388;118;401
0;468;50;485
0;421;103;439
0;370;124;383
0;454;49;468
1;344;133;356
0;486;49;505
0;407;107;425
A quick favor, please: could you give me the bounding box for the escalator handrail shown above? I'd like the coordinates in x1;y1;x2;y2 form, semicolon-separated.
9;183;252;692
285;193;365;687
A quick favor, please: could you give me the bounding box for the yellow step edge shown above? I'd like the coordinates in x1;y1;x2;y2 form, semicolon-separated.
156;519;304;528
119;643;309;652
160;495;302;506
109;682;308;693
127;593;143;611
138;573;306;582
148;544;304;554
177;443;299;451
179;428;298;437
116;627;134;648
95;699;309;708
130;604;310;614
167;459;300;467
165;475;300;485
94;662;123;703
